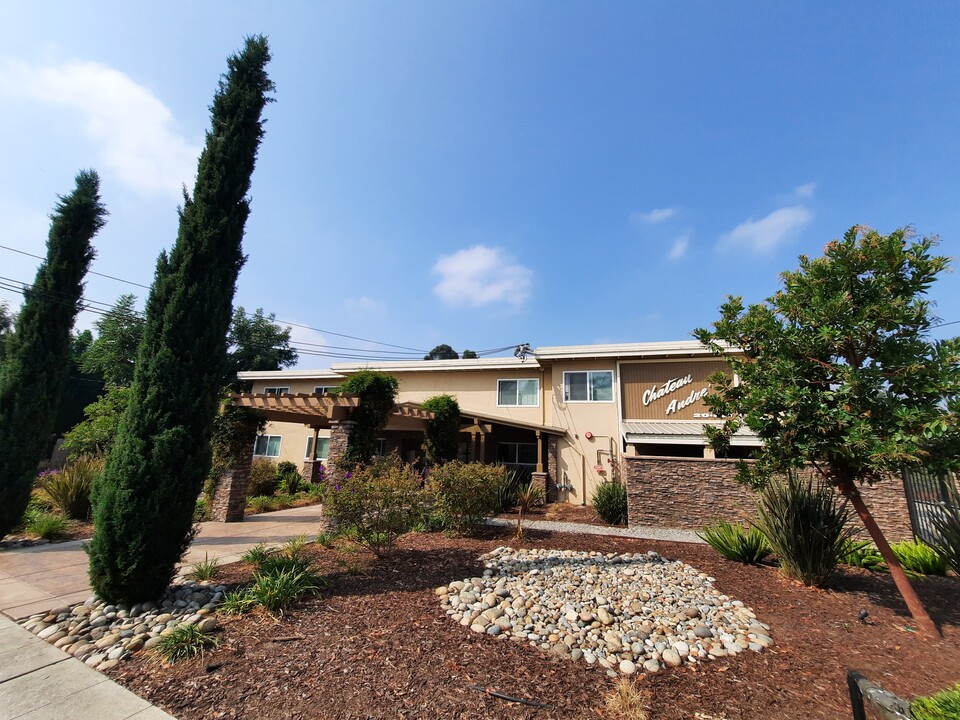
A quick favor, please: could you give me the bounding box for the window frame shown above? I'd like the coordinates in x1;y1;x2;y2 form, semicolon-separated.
263;386;290;396
496;441;538;467
562;370;615;403
304;436;330;460
496;378;540;407
313;386;334;396
253;434;283;458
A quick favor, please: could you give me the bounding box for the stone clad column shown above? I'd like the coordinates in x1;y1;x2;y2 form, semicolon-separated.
325;420;357;486
211;426;258;523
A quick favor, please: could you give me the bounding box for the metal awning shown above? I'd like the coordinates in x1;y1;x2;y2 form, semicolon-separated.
621;420;759;446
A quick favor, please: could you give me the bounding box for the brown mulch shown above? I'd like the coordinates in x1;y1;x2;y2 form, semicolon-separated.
108;530;960;720
496;503;612;527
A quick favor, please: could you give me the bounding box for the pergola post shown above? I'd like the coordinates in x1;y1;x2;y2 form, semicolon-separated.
302;426;325;484
325;419;357;486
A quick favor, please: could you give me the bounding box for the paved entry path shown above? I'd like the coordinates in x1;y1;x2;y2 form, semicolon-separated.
0;504;327;620
0;505;326;720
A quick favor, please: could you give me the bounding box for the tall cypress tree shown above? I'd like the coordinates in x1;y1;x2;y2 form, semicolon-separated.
0;171;106;537
88;37;274;602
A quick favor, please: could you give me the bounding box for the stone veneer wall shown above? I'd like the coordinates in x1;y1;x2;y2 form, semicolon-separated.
624;456;914;541
212;450;254;522
324;420;356;486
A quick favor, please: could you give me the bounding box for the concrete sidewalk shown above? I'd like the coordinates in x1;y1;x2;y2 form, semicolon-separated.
0;614;174;720
0;504;327;619
486;517;704;543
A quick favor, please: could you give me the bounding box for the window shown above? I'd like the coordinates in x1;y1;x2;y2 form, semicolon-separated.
304;436;330;460
497;378;539;407
263;386;289;396
497;442;538;466
253;434;282;457
376;438;387;456
313;386;334;396
563;371;614;402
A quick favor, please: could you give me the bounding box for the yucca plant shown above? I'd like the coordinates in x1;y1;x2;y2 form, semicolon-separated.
514;481;545;540
699;521;772;564
754;474;854;586
840;539;887;572
153;623;219;663
593;480;628;525
891;540;949;577
40;456;102;520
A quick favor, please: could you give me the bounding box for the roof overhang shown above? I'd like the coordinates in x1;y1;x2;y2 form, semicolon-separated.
236;369;345;382
331;357;539;373
621;420;760;446
534;341;738;362
460;409;566;436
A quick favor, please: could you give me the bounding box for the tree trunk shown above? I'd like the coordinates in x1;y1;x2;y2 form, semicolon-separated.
835;476;939;638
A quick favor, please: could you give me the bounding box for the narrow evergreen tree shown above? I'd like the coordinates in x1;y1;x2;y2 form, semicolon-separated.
0;171;106;537
88;37;274;602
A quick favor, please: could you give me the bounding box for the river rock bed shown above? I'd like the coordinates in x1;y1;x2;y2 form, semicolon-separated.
437;547;774;675
18;579;226;671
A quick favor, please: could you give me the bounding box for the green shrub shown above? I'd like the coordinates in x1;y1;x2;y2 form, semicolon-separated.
754;474;854;586
699;521;771;564
248;458;278;497
219;589;258;615
912;683;960;720
324;456;428;556
421;394;461;464
428;461;504;535
276;461;302;495
891;539;949;577
249;566;325;614
25;512;69;540
153;623;219;663
932;497;960;574
840;539;886;571
593;480;628;525
188;553;221;581
40;456;102;520
193;497;211;522
316;530;337;547
498;466;531;512
514;481;545;539
240;542;272;566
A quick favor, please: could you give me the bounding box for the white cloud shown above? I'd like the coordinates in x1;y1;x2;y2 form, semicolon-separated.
630;207;679;225
344;296;385;313
718;205;812;253
432;245;532;308
2;59;200;200
667;235;689;261
793;182;817;199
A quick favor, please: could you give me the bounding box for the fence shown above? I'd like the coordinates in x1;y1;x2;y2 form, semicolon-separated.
901;468;959;545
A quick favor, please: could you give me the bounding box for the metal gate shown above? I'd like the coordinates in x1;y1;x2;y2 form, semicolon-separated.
901;468;959;545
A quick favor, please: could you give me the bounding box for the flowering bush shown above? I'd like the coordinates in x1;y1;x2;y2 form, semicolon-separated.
429;461;505;535
322;456;428;557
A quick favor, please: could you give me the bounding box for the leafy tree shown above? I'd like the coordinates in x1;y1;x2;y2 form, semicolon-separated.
88;37;274;602
694;226;960;637
53;329;105;438
0;170;106;537
61;385;132;458
424;344;459;360
227;306;297;389
421;394;461;465
461;349;478;359
0;301;12;363
332;370;399;467
81;294;144;387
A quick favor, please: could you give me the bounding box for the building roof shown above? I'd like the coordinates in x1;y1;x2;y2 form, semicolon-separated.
535;340;733;361
621;420;759;446
330;356;539;373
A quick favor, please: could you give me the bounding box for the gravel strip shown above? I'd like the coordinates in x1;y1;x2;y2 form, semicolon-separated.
486;517;703;544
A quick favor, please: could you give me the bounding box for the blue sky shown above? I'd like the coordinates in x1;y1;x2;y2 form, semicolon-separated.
2;2;959;364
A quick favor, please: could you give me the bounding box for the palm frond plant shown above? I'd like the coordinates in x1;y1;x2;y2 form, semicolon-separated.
514;481;545;540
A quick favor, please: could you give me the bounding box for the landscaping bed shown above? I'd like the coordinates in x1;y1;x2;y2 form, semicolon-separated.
107;528;960;720
495;502;611;527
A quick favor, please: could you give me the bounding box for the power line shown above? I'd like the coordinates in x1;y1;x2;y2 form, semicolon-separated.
0;244;152;289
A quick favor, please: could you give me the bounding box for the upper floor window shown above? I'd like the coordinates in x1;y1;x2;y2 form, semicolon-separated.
497;378;539;407
253;434;282;457
563;371;614;402
263;386;289;396
313;386;334;396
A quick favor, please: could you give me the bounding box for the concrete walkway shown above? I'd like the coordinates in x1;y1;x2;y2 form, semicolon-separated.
0;504;327;620
0;504;327;720
486;517;704;544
